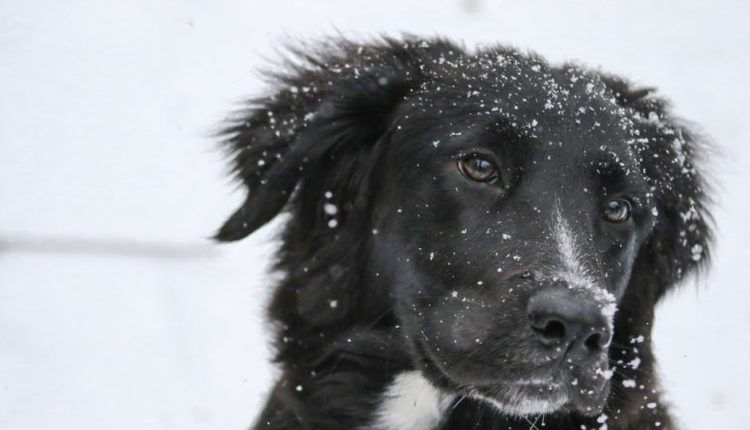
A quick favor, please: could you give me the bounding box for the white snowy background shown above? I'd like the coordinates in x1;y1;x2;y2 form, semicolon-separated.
1;0;748;429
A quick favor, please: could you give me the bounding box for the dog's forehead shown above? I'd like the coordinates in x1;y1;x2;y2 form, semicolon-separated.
422;54;618;114
413;55;637;149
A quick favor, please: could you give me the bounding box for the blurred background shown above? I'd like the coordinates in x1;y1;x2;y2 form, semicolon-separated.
1;0;748;428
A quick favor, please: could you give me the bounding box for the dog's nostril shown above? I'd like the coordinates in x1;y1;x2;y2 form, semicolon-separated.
584;332;602;351
536;319;566;340
529;313;568;347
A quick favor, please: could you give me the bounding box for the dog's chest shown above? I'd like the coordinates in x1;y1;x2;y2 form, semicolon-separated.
367;371;455;430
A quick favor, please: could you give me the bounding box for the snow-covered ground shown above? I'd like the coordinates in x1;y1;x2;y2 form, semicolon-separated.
1;1;748;428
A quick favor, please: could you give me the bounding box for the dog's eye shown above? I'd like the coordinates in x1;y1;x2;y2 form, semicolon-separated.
604;199;631;223
458;156;498;183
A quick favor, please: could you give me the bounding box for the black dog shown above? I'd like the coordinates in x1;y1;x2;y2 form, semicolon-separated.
215;36;712;430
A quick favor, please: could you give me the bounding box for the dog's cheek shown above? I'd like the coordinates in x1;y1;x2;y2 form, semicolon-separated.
419;288;531;376
430;293;500;352
294;269;351;327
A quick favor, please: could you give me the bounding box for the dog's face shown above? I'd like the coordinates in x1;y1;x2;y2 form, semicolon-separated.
216;39;711;421
367;71;658;415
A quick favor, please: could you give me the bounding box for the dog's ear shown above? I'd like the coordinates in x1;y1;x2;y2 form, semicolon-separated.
602;76;713;297
214;38;438;242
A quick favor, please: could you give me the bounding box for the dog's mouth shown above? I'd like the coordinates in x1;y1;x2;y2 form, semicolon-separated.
465;377;608;417
415;337;609;417
467;381;569;416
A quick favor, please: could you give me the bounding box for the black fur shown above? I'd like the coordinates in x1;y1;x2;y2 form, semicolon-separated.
215;36;712;429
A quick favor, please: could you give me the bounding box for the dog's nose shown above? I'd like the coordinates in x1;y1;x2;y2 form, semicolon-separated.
527;288;611;363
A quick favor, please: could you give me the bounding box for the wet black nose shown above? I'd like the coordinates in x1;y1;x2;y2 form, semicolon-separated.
527;288;612;363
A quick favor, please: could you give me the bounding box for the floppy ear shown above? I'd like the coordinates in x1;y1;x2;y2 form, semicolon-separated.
214;38;437;242
601;76;714;297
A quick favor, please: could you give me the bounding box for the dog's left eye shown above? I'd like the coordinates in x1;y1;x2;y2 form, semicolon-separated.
604;199;631;223
458;155;499;183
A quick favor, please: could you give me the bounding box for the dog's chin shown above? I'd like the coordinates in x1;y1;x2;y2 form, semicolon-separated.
467;381;609;418
414;338;608;417
469;383;569;416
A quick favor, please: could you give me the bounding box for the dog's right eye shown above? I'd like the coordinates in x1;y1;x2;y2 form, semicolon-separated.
458;155;499;183
603;199;631;223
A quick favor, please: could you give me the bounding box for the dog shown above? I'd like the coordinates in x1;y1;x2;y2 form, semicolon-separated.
214;36;712;430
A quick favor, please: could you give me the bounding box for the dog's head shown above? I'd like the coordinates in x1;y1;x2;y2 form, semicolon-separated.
216;38;711;417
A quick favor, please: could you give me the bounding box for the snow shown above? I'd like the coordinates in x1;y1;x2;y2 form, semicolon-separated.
323;203;338;215
1;0;749;429
596;368;614;380
628;357;642;369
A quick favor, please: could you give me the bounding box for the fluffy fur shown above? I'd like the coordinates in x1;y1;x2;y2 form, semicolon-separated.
215;36;712;429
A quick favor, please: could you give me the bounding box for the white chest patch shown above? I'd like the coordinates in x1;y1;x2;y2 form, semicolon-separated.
368;371;455;430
